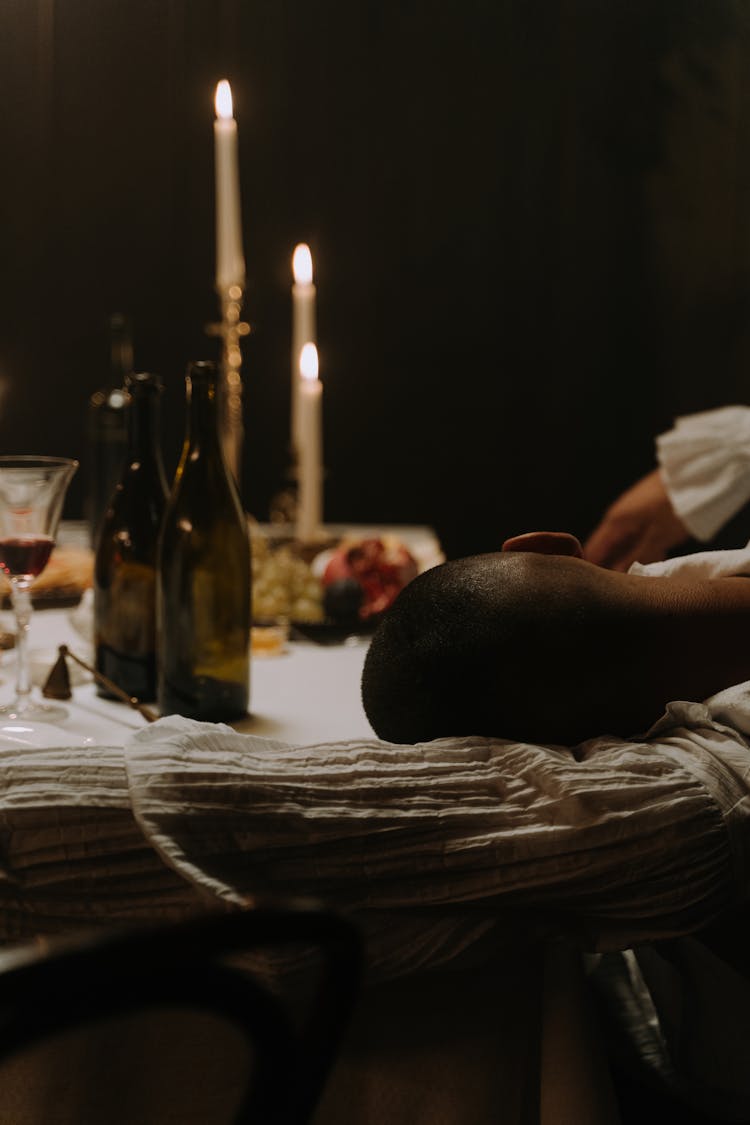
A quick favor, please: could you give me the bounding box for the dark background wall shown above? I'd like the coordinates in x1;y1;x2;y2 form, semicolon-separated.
2;0;750;560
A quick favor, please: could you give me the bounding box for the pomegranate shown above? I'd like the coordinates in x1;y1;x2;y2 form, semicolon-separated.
322;536;418;620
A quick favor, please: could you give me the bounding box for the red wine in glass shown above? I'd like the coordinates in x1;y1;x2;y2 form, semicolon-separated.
0;456;77;725
0;535;55;580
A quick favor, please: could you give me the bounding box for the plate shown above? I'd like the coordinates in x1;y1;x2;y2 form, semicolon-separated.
0;721;96;749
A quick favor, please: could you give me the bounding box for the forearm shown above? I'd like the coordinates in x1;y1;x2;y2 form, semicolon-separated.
642;575;750;704
628;548;750;705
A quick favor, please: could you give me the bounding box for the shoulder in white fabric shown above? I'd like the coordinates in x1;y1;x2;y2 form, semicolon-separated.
629;544;750;580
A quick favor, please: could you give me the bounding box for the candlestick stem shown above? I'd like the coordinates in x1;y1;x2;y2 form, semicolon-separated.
207;284;250;485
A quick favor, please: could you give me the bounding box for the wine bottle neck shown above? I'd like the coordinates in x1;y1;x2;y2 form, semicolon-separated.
110;318;134;387
186;374;223;456
128;391;163;467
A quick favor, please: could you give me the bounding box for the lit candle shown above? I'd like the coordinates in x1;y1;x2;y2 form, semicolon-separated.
214;79;245;290
297;343;323;543
291;243;317;458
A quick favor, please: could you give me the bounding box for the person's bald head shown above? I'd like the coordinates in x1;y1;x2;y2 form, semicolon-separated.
361;549;750;746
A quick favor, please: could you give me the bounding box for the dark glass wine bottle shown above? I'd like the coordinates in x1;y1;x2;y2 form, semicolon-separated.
157;360;251;721
87;313;133;547
94;371;168;702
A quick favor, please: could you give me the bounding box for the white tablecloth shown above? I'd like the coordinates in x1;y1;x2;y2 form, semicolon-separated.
0;601;374;750
1;516;447;748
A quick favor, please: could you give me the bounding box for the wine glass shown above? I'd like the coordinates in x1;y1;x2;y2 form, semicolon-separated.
0;456;78;724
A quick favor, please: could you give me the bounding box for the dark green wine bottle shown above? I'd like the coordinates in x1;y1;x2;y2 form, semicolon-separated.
157;361;251;721
94;372;168;702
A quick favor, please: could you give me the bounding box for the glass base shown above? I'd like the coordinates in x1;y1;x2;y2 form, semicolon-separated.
0;696;69;724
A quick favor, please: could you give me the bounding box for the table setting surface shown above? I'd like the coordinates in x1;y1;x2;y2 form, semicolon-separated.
0;521;444;750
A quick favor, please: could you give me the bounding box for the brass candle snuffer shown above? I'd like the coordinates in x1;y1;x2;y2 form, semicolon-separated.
42;645;158;723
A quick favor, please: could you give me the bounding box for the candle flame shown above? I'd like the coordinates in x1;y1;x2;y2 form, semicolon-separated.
293;243;314;285
300;343;319;381
215;79;233;119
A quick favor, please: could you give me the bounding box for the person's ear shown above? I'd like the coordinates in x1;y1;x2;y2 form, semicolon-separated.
502;531;584;558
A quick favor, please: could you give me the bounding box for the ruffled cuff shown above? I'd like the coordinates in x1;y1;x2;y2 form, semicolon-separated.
656;406;750;541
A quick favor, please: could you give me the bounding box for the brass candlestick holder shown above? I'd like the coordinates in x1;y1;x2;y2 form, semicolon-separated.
268;459;299;526
206;283;251;484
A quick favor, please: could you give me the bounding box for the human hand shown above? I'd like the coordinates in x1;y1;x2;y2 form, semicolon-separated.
502;531;584;557
583;468;690;571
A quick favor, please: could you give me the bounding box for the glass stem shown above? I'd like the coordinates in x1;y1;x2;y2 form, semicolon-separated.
10;580;33;708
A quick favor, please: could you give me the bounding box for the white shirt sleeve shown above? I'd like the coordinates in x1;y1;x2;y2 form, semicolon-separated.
123;715;739;974
656;405;750;541
0;706;745;983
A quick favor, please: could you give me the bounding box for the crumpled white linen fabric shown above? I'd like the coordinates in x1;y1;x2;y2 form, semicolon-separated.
657;404;750;541
122;707;750;980
3;716;740;983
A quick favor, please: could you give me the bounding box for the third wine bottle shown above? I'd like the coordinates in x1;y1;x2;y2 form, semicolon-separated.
157;360;251;721
94;371;167;701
